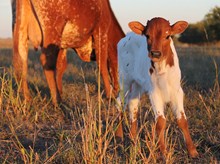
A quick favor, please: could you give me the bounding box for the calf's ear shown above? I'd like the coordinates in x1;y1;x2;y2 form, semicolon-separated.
128;21;145;35
171;21;188;35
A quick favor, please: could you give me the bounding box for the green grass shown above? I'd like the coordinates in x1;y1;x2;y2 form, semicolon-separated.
0;46;220;163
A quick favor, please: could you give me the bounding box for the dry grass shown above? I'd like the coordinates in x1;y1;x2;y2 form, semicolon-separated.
0;46;219;163
0;38;12;49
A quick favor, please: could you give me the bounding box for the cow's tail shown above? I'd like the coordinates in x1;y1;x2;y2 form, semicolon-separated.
11;0;16;32
28;0;44;47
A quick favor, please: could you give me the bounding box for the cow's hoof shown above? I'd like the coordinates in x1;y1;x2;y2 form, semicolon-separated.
189;147;199;158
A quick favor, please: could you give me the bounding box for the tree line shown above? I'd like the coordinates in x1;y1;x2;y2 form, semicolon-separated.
179;6;220;44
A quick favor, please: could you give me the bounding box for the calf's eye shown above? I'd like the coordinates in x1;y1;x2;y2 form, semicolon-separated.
146;35;150;39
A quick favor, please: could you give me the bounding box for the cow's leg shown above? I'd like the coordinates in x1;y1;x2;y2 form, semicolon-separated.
94;32;111;98
100;54;111;99
108;48;119;97
149;90;166;155
56;49;67;96
40;45;61;104
171;88;199;158
12;1;30;101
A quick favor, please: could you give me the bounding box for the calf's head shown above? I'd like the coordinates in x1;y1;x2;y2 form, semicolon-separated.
129;17;188;63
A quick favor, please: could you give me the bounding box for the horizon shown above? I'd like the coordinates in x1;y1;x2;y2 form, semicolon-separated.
0;0;219;38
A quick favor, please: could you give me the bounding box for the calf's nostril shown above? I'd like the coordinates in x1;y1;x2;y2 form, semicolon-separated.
151;51;161;58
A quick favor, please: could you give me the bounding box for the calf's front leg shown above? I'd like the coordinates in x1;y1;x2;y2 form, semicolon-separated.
156;116;166;155
171;87;199;158
150;90;167;155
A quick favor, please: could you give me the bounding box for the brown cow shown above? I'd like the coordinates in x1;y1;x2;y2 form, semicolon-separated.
12;0;125;104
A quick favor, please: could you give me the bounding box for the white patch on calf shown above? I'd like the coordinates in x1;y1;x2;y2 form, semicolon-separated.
117;34;186;123
117;32;151;122
154;60;167;75
118;33;151;92
149;39;185;120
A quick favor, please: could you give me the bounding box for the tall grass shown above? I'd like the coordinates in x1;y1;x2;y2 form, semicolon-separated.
0;46;219;163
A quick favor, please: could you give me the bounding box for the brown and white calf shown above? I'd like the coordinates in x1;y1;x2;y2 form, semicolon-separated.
11;0;124;104
116;17;199;158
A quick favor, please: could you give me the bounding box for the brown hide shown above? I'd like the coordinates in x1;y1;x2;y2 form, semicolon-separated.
144;18;175;65
12;0;124;104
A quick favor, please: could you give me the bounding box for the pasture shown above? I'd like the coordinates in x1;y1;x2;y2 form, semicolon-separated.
0;40;220;163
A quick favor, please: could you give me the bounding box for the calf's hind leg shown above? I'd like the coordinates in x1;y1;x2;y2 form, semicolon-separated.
115;82;131;140
127;83;142;140
115;83;140;141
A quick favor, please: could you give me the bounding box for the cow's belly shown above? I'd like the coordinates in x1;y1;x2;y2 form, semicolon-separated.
61;21;87;48
61;21;93;62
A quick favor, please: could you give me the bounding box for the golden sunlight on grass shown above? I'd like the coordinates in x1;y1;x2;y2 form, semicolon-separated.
0;46;219;163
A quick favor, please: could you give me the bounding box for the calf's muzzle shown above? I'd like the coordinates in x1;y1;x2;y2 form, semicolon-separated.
151;51;161;59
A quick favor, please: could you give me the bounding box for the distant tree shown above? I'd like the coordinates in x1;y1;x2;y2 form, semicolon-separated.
179;6;220;44
178;22;207;44
203;6;220;42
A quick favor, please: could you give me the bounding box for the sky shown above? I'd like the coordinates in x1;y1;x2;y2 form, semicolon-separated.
0;0;219;38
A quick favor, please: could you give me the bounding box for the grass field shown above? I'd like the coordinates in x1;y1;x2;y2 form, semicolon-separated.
0;40;220;163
